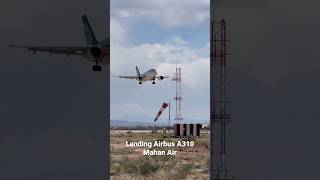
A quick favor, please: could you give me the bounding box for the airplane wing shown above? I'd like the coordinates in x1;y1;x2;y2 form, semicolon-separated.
157;76;170;80
115;76;138;80
9;44;87;56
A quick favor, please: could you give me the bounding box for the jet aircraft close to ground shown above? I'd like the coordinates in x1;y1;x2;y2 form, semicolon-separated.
114;66;169;84
10;14;109;72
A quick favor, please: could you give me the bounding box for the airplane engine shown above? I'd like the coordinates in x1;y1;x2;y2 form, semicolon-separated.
90;47;102;58
158;76;165;80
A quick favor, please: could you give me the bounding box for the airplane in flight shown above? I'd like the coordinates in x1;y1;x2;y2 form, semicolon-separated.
10;14;109;72
114;66;169;84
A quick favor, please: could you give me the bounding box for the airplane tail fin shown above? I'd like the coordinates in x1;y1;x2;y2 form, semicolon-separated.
82;14;99;46
136;66;141;77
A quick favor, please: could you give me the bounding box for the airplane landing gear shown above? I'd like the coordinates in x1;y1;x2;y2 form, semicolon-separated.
152;81;155;84
93;59;102;72
139;82;142;84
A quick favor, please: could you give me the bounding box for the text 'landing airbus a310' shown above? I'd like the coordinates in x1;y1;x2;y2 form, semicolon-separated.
10;14;109;72
114;66;169;84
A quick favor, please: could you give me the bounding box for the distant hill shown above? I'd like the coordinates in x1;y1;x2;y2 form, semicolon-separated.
110;120;153;127
111;119;170;127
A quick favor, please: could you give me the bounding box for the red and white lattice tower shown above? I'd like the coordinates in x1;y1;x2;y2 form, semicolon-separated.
172;67;183;121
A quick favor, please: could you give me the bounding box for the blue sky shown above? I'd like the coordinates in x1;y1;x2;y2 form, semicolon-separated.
110;0;210;124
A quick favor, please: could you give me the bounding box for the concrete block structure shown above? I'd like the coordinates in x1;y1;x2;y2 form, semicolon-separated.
174;123;202;137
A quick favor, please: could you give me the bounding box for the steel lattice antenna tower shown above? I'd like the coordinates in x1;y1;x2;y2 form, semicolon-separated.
172;67;183;121
210;0;233;179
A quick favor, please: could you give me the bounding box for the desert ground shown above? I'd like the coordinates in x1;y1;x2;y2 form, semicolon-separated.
110;130;210;180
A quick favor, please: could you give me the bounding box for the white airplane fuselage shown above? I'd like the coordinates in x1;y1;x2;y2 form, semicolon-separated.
115;66;168;84
140;69;157;82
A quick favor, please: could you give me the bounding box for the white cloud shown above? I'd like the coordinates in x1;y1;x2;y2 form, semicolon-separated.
110;19;126;45
111;0;210;27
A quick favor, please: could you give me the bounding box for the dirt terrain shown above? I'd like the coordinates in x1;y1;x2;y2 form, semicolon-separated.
110;130;210;180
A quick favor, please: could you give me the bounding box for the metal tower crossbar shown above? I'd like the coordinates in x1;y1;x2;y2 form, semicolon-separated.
172;67;183;121
210;18;233;180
